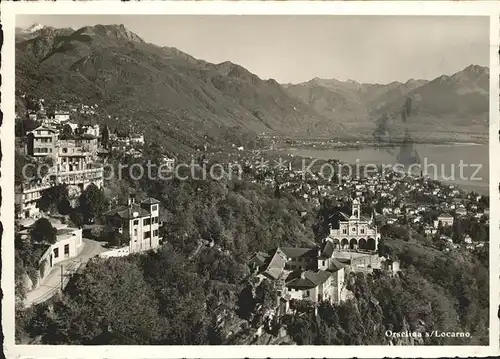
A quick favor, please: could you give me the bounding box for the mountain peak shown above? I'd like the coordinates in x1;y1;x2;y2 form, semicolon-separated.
462;64;489;75
79;24;145;44
25;23;45;33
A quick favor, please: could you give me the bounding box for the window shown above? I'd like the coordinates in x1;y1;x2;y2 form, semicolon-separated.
322;260;325;266
134;229;138;237
361;228;365;234
152;205;158;211
153;229;159;237
64;244;70;256
133;220;139;226
306;290;310;296
152;217;159;224
144;231;151;239
342;228;347;234
143;218;151;226
351;227;356;232
54;248;59;258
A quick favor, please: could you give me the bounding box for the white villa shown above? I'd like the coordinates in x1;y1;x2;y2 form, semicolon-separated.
103;196;162;254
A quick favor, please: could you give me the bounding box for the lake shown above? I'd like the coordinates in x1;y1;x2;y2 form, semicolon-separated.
288;143;490;196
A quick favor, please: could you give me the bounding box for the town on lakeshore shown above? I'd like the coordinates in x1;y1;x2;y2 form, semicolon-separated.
14;96;490;345
12;16;490;347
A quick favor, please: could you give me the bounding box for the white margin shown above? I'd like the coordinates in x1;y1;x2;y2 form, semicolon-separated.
1;1;500;358
490;11;500;353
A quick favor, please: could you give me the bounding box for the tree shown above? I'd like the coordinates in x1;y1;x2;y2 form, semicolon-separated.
69;211;84;228
290;299;316;314
452;219;464;243
31;218;57;244
474;226;487;242
101;124;110;149
15;118;40;137
78;184;109;224
236;284;256;320
255;279;276;311
274;182;281;198
39;184;69;213
106;231;130;248
41;258;164;345
61;124;74;138
58;198;73;216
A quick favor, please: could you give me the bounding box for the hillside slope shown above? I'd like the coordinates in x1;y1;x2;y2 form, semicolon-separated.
16;24;341;153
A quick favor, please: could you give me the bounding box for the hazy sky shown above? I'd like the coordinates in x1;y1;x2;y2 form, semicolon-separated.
17;15;490;84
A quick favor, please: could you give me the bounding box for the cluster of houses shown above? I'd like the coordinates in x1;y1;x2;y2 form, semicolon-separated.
17;194;165;299
25;99;101;124
213;150;489;253
16;123;108;220
249;198;399;314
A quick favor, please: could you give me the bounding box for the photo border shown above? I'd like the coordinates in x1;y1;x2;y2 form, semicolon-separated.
1;1;499;358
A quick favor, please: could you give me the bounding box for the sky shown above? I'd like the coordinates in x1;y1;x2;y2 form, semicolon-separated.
16;15;490;84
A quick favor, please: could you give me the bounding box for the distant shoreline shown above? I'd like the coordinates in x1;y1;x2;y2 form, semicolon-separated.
278;140;485;151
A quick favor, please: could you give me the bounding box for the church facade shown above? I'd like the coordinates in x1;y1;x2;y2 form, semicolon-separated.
326;199;380;252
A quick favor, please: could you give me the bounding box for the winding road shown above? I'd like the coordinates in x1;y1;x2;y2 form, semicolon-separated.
22;238;107;308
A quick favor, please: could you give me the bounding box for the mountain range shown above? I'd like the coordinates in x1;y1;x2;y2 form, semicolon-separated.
284;64;489;142
15;24;489;153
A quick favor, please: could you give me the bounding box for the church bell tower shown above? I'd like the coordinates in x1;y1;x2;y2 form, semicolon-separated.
351;198;361;220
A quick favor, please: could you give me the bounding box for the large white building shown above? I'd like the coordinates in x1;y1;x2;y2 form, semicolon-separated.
103;197;162;254
326;198;380;252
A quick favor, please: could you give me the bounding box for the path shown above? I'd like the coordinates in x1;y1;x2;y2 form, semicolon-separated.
23;238;107;308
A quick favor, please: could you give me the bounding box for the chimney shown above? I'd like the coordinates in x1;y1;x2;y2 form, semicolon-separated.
300;271;306;279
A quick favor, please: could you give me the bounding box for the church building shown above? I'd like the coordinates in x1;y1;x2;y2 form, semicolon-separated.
326;198;380;252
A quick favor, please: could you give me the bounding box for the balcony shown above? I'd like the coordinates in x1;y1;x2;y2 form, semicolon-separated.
57;167;104;177
58;149;93;157
16;182;53;194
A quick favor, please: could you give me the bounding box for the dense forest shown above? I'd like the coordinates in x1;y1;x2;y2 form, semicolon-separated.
16;170;489;345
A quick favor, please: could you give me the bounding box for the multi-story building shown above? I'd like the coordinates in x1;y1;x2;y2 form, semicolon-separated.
53;111;71;123
78;124;100;138
57;134;102;189
326;198;379;252
434;213;454;228
130;134;144;145
102;196;162;254
250;246;347;307
15;182;54;219
17;130;104;219
26;126;58;158
284;269;339;303
280;247;318;271
161;157;175;171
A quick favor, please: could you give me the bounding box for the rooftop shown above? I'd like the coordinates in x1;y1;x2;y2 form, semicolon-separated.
103;198;160;219
103;204;150;219
439;213;453;218
280;246;317;259
285;270;332;289
262;248;287;280
141;197;160;205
